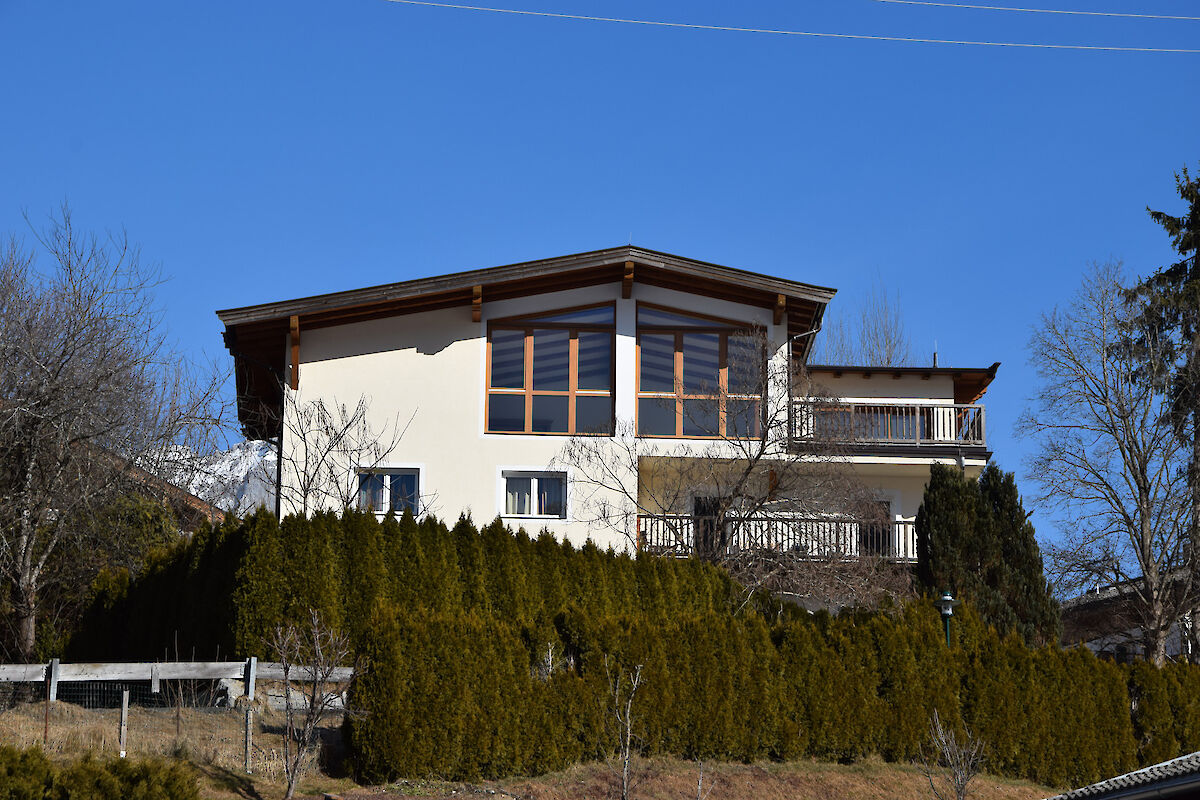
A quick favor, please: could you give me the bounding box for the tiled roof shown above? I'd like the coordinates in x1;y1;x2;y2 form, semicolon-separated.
1045;751;1200;799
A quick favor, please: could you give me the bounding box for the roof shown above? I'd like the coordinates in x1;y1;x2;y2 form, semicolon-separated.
1045;751;1200;799
219;245;837;439
807;363;1001;404
217;245;835;327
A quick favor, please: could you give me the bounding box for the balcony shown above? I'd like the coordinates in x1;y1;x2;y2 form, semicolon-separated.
790;400;985;450
636;514;917;563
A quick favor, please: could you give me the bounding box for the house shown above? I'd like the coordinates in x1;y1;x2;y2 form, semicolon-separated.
1061;576;1195;663
217;246;997;556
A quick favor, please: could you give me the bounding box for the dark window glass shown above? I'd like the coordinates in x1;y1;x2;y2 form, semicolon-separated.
390;473;419;514
505;477;531;514
531;395;569;432
639;397;677;436
488;394;526;432
539;476;565;516
532;329;570;391
640;334;675;392
682;398;720;436
575;395;614;434
490;329;525;389
638;307;721;327
727;334;762;395
727;398;761;438
577;331;612;391
358;473;385;510
682;333;720;393
522;306;615;325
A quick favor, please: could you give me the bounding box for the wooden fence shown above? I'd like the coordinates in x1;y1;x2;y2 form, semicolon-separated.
0;658;354;770
0;658;354;702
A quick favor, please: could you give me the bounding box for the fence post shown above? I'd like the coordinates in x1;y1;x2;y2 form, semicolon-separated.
150;663;160;694
244;657;257;775
244;656;257;701
119;688;129;758
47;658;59;702
244;706;253;774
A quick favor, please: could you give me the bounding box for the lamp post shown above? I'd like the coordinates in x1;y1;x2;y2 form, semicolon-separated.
934;591;960;647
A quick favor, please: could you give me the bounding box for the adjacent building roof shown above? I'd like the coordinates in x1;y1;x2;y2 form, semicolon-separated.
1045;751;1200;799
218;245;837;439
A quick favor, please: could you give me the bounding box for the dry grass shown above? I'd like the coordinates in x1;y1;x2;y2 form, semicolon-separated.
0;703;1058;800
0;699;347;793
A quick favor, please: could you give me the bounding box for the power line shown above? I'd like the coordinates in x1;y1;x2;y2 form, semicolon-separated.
380;0;1200;52
870;0;1200;22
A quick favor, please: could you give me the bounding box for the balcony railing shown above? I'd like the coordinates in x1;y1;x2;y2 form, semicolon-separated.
637;514;917;563
790;400;985;448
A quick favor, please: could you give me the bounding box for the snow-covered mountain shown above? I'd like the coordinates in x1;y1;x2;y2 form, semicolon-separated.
181;440;276;515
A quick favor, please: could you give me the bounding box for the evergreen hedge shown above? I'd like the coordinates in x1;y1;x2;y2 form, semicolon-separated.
70;509;1200;789
0;747;198;800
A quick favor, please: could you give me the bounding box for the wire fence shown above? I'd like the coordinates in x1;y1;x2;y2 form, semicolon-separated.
0;661;352;779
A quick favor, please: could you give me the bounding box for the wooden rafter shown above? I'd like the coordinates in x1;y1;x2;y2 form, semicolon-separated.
472;284;483;323
288;315;300;390
622;261;635;299
773;293;786;325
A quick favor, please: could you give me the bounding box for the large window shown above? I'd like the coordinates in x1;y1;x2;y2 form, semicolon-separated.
636;304;764;438
503;471;566;518
358;469;420;514
487;304;615;435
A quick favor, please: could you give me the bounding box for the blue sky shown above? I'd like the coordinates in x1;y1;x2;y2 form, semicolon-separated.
1;0;1197;540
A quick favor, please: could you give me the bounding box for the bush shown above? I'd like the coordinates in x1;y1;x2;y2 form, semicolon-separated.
0;749;197;800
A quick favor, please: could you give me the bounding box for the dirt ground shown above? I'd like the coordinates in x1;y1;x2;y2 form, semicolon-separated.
216;757;1057;800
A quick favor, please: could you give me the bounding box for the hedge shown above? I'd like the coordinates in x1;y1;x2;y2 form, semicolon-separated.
0;747;198;800
69;509;1199;789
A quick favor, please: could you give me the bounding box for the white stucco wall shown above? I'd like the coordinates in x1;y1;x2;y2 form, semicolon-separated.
281;283;987;549
284;282;785;549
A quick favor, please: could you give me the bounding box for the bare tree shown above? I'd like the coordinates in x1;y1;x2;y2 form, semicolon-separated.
270;609;355;800
275;390;412;516
1021;261;1195;665
604;656;644;800
920;710;983;800
556;329;908;609
815;279;913;367
0;208;227;662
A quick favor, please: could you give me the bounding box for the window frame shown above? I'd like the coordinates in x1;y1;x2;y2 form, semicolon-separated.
485;302;616;436
500;469;569;520
635;302;767;439
356;467;421;516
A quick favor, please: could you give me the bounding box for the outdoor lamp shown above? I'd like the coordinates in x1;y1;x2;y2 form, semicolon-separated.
935;590;960;647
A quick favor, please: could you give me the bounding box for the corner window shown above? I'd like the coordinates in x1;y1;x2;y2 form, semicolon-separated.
358;469;419;515
636;304;764;438
487;304;615;435
503;471;566;519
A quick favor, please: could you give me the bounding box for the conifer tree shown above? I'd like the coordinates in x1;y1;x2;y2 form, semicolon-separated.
916;464;1060;645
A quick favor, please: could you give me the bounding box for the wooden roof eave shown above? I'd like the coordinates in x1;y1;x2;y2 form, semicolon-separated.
215;246;836;328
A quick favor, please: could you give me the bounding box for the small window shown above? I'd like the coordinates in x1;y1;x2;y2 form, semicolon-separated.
358;470;420;515
503;471;566;519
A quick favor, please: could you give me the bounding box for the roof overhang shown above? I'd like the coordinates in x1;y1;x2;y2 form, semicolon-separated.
807;363;1000;404
219;246;836;439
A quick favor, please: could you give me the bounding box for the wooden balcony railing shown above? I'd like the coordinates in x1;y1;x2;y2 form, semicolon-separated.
790;400;985;448
637;514;917;563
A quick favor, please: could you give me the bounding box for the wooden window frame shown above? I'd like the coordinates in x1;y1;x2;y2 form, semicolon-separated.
635;303;766;440
485;303;616;436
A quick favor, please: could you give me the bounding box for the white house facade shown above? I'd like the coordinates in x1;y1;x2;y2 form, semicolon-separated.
217;246;996;556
